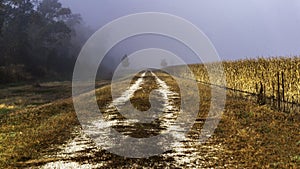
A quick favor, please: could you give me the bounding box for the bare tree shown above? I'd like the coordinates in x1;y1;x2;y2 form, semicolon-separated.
161;59;168;67
121;54;129;67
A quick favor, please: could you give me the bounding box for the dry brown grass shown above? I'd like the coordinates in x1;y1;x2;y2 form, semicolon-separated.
0;99;79;168
215;95;300;168
0;71;299;168
0;81;109;168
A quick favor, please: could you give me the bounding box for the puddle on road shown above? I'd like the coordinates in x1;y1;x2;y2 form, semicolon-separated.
38;71;225;168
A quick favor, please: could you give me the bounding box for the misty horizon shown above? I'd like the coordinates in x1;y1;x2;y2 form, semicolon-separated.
60;0;300;61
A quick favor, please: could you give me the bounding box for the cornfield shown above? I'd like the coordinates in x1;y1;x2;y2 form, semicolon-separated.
170;57;300;104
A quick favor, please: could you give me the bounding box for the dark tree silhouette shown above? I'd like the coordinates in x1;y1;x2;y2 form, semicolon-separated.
0;0;85;83
161;59;168;67
121;54;130;67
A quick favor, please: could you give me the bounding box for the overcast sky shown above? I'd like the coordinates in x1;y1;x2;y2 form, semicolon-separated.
59;0;300;61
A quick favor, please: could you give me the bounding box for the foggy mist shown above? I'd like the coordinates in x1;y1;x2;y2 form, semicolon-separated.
60;0;300;62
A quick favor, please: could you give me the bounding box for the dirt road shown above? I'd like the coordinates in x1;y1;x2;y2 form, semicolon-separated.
38;71;226;168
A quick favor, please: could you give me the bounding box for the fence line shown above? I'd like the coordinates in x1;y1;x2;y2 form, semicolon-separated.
174;71;300;114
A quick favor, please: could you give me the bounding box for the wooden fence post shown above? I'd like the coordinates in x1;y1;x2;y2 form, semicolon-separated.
277;72;281;110
255;83;258;94
272;82;275;107
292;96;294;110
281;72;285;101
281;72;285;112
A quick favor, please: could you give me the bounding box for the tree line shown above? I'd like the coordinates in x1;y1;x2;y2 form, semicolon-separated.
0;0;92;83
